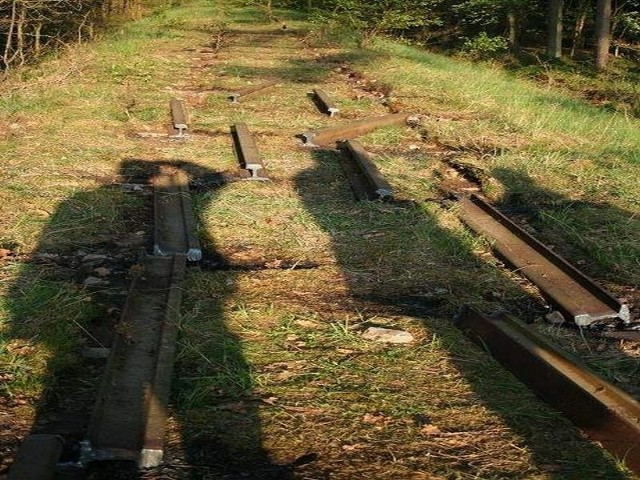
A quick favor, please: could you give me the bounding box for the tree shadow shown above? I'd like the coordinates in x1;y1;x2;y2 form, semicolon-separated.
293;148;632;479
3;158;292;479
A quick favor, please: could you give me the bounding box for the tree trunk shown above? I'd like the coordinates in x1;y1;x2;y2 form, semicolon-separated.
570;4;587;58
595;0;612;70
34;23;43;55
3;0;18;70
547;0;563;58
507;10;520;52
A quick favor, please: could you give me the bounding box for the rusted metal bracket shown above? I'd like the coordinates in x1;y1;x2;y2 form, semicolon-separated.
312;88;339;117
153;166;202;261
7;434;64;480
456;307;640;475
458;194;629;326
228;80;277;103
170;99;188;138
302;113;411;147
231;123;268;180
338;139;393;201
85;254;186;469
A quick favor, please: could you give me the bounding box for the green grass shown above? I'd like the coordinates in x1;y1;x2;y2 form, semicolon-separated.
0;0;638;478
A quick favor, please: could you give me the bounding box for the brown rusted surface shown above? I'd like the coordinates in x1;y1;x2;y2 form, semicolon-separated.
7;435;64;480
153;166;202;261
302;113;410;147
312;88;339;117
231;123;267;179
86;254;186;467
338;139;393;201
458;194;629;326
456;307;640;474
228;80;277;103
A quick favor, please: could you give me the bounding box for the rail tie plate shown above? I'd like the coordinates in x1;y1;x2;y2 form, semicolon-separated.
312;88;339;117
153;166;202;261
302;113;411;147
231;123;268;180
458;194;629;326
456;307;640;474
85;254;186;468
338;139;393;201
170;99;188;138
228;80;277;103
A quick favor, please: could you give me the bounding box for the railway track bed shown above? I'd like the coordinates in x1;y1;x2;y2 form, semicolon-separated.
2;3;639;479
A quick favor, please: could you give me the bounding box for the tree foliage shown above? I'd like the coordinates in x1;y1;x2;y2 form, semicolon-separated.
0;0;166;72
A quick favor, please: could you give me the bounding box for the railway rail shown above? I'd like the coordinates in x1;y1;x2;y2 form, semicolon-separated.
6;55;640;480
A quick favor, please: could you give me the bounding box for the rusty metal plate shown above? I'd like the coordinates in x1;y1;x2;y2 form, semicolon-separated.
458;194;629;326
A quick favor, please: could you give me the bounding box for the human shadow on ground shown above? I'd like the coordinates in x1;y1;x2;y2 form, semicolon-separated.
3;158;292;479
293;148;631;479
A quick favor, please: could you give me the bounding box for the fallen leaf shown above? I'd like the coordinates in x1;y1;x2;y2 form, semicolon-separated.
420;424;442;435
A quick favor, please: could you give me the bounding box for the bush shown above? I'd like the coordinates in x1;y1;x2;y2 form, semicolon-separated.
461;32;509;59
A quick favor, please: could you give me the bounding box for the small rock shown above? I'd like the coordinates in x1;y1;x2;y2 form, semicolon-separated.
82;347;111;359
408;144;420;151
294;319;320;329
361;327;414;344
83;276;107;287
93;267;112;277
545;311;566;325
82;253;108;263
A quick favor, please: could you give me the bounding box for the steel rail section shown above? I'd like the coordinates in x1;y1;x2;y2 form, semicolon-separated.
231;123;267;180
456;307;640;474
458;194;629;326
338;139;393;200
84;254;186;468
301;113;410;147
312;88;339;117
170;99;188;138
7;434;64;480
228;80;277;103
153;167;202;261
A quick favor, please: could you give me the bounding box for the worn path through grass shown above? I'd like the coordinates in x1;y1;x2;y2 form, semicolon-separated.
0;0;638;478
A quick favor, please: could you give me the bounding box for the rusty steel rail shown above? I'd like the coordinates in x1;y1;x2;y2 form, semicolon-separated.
456;307;640;474
231;123;268;180
312;88;339;117
170;99;188;138
84;254;186;468
153;166;202;261
458;194;629;326
8;434;64;480
338;139;393;201
302;113;411;147
228;80;277;103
